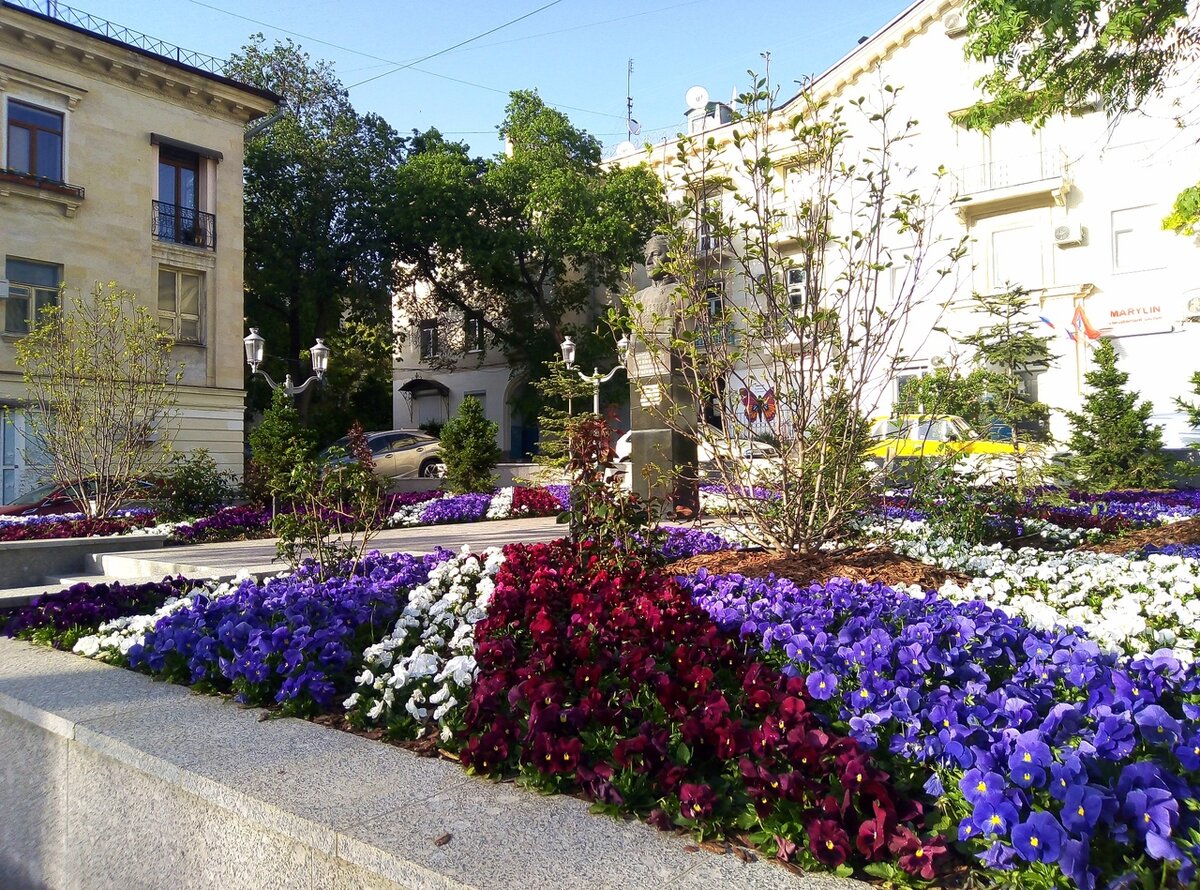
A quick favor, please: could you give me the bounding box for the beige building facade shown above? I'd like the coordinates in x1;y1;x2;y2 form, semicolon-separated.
617;0;1200;448
0;2;276;500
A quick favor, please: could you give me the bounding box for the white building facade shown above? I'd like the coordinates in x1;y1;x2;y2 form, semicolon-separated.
620;0;1200;447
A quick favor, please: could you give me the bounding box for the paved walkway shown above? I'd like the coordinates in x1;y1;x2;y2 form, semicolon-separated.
0;517;565;607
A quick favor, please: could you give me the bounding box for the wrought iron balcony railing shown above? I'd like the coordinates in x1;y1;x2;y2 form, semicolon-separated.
152;200;215;250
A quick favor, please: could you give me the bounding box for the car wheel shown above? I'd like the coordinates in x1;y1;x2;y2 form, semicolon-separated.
420;458;446;478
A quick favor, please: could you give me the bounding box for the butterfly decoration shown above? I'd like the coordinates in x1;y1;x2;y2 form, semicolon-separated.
740;387;777;423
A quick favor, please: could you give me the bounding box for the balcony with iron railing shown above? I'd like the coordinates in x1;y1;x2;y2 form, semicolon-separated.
152;200;216;250
954;149;1071;220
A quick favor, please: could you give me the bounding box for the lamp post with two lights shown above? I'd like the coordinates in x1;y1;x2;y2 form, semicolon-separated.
559;334;629;415
242;328;331;396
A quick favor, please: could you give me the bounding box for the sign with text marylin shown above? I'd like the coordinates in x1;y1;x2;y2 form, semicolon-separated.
1096;296;1172;337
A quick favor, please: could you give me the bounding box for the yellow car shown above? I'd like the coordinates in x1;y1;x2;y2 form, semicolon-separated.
865;414;1019;461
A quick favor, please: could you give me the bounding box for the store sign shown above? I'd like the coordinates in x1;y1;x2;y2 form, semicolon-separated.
1106;303;1164;325
1098;299;1172;336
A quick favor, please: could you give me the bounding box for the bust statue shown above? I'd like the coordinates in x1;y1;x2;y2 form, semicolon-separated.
630;235;680;377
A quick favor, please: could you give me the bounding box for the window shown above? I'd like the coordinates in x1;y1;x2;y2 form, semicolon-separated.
4;258;60;335
786;267;807;310
420;320;440;359
157;268;202;343
704;281;733;344
988;225;1041;290
1112;205;1165;273
7;100;63;181
464;311;484;353
154;147;214;248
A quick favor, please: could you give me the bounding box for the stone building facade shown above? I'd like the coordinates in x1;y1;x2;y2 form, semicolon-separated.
0;2;276;500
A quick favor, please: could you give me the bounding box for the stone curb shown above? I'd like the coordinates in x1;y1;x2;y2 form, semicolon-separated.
0;637;865;890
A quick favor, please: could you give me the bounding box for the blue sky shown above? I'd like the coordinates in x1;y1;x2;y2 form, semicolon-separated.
62;0;913;154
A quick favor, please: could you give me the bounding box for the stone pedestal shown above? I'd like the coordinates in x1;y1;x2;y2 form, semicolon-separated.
629;362;698;517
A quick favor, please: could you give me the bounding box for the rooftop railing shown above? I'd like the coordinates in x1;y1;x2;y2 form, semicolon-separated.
4;0;228;75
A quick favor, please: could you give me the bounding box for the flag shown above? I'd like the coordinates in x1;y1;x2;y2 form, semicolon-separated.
1071;305;1102;340
1038;315;1054;329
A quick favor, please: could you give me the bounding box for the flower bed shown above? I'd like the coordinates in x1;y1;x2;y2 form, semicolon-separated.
684;570;1200;887
170;504;273;544
0;510;165;542
345;547;502;741
76;550;451;714
887;523;1200;658
3;576;198;650
462;541;937;878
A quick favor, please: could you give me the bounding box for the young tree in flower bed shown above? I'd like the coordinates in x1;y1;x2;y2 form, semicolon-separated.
121;550;451;715
3;576;196;650
685;571;1200;888
461;541;939;880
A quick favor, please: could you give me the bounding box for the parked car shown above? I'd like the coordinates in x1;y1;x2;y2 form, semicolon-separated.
611;431;779;486
320;429;444;480
864;414;1022;462
0;478;160;517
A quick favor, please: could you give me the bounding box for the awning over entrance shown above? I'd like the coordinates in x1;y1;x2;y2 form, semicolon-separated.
398;378;450;398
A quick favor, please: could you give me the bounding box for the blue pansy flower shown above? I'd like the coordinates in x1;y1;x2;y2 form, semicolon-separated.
1011;810;1065;863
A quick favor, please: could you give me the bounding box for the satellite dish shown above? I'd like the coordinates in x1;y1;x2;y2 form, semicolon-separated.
614;140;636;158
685;85;710;110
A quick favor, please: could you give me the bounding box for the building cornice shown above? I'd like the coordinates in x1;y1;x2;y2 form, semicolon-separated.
0;4;276;122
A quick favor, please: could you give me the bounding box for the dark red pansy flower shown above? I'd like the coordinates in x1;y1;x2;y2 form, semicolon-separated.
680;783;716;821
807;818;851;867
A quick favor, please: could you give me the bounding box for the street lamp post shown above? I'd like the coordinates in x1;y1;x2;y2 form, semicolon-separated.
243;327;332;396
561;335;629;415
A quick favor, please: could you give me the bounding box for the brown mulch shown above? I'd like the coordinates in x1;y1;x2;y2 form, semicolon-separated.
1080;516;1200;554
666;546;968;589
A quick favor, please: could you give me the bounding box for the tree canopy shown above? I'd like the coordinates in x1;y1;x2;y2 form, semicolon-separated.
391;91;666;380
227;36;406;429
960;0;1200;233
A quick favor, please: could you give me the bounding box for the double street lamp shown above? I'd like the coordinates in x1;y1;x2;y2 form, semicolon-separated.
243;328;332;396
560;334;629;415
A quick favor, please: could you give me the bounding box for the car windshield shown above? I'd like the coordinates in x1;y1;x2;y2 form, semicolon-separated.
9;480;60;506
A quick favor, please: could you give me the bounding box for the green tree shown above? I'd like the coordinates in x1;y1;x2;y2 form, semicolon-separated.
392;92;666;384
439;397;501;494
958;286;1056;444
897;366;996;430
226;36;406;423
248;388;313;504
960;0;1200;233
1066;338;1167;489
532;359;593;469
15;282;181;518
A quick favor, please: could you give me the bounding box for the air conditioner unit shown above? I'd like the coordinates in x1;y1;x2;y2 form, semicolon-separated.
942;11;967;37
1053;223;1085;247
0;280;8;301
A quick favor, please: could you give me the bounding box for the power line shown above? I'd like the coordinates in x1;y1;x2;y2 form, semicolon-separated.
186;0;623;119
346;0;568;90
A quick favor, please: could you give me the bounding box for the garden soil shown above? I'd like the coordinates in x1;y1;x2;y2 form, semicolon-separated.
666;547;967;589
1080;516;1200;554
